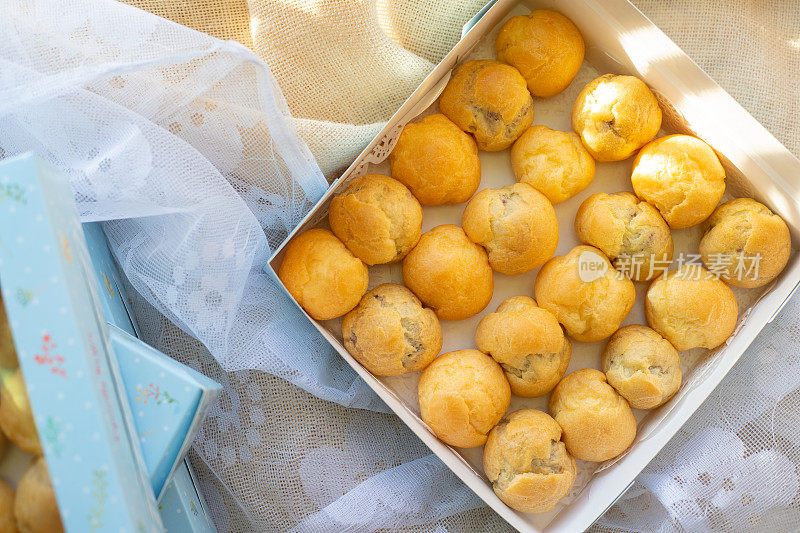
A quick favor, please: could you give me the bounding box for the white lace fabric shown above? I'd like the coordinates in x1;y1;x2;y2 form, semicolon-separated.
2;1;800;532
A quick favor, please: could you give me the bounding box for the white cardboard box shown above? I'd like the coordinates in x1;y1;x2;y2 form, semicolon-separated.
266;1;800;531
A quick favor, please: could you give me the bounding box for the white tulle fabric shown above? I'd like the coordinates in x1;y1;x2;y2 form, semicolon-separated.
3;1;800;532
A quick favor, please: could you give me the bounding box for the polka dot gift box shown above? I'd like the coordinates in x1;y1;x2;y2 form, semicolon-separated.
0;153;162;531
0;153;221;532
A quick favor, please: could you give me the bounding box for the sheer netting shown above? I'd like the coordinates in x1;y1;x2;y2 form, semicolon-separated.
3;0;800;532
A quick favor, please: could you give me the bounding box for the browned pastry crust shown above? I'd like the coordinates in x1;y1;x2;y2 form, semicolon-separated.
574;191;673;281
534;245;635;343
0;369;41;455
495;10;585;98
699;198;791;288
645;264;738;351
342;284;442;376
483;409;576;513
602;324;682;409
418;349;511;448
14;458;64;533
510;125;595;204
631;134;726;229
475;296;570;397
439;60;534;151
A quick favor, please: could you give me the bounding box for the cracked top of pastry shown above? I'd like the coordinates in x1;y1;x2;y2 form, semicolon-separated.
632;134;726;229
342;283;442;377
571;74;661;162
483;409;576;514
574;191;673;281
475;296;571;398
602;324;682;410
699;197;791;288
439;59;534;151
462;182;559;275
418;349;511;448
329;173;423;265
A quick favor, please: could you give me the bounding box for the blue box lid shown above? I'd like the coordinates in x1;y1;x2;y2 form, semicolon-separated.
0;153;162;532
109;324;220;499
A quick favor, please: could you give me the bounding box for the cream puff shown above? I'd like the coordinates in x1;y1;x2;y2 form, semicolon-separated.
602;324;681;409
418;349;511;448
389;114;481;205
534;246;635;343
439;60;534;151
342;284;442;376
631;135;725;229
645;264;738;351
549;369;637;462
510;125;595;204
0;369;41;455
571;74;661;161
574;191;673;281
483;409;576;513
278;228;368;320
14;458;64;533
329;173;422;265
461;183;559;275
475;296;570;397
403;225;493;321
495;10;585;98
699;198;791;288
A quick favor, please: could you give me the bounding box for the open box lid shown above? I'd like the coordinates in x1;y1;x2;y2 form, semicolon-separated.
0;152;162;532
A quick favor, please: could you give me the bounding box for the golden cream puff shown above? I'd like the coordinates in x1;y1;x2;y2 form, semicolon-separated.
631;135;725;229
699;198;791;288
439;60;534;151
483;409;576;513
389;114;481;205
549;369;637;462
495;10;585;98
403;225;493;321
418;349;511;448
534;246;635;343
571;74;661;161
462;183;559;275
342;284;442;376
278;228;368;320
475;296;570;397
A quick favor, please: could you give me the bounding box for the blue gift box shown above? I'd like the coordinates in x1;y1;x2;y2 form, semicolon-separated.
82;222;221;500
0;153;162;532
